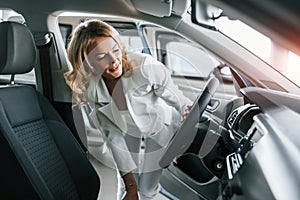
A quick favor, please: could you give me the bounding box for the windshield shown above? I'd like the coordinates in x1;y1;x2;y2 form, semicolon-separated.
215;17;300;87
190;0;300;89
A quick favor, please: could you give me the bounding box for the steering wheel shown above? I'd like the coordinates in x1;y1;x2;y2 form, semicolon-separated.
159;77;220;168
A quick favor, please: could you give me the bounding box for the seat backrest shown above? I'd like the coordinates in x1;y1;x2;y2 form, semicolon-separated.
0;21;100;200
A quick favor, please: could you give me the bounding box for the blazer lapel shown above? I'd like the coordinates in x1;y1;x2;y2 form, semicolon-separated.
97;77;128;133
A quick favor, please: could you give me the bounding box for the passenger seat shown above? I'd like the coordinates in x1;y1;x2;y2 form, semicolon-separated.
0;21;100;199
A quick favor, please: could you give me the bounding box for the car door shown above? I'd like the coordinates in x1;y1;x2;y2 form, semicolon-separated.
138;23;241;200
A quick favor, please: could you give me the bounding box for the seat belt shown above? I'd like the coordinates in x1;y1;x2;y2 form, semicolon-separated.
35;33;54;101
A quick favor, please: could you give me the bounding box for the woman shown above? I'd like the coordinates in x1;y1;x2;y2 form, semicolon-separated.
65;19;192;200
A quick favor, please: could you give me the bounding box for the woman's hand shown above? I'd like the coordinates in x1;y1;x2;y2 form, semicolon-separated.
122;188;138;200
181;105;192;121
122;172;139;200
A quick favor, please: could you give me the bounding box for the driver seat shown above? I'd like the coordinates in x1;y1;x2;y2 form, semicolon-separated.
0;21;100;199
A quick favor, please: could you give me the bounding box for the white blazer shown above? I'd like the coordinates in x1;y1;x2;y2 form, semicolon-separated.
85;52;192;174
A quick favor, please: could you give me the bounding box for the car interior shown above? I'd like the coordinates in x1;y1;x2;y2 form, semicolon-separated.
1;0;300;200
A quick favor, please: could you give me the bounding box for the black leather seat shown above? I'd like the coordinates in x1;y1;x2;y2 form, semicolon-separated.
0;21;100;199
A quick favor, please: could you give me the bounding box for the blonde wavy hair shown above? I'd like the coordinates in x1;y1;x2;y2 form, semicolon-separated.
65;19;132;106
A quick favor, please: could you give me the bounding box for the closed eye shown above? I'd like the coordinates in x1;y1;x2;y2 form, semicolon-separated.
112;44;120;52
95;54;106;60
113;48;120;53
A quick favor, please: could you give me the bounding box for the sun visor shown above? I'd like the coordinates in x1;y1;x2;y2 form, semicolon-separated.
131;0;172;17
131;0;189;17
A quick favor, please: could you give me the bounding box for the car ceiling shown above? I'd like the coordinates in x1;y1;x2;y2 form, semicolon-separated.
3;0;300;56
0;0;131;14
2;0;298;55
0;0;186;29
199;0;300;56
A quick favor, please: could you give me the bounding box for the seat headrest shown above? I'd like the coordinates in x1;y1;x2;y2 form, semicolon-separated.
0;21;36;75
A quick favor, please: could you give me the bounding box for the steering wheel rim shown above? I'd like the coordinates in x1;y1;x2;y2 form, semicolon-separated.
159;77;220;168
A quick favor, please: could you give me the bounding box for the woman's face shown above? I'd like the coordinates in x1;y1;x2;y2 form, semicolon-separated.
87;36;123;79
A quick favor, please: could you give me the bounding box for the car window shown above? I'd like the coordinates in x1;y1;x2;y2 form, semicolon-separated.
165;41;219;78
0;9;36;85
141;25;236;100
142;26;223;79
109;21;143;53
58;15;143;52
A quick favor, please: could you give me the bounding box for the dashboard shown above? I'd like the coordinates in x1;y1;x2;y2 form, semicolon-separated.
160;85;300;199
222;87;300;199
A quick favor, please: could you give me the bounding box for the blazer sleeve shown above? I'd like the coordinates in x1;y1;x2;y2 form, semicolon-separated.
141;54;193;114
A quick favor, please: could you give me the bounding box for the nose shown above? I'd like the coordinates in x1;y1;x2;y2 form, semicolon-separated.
107;51;117;64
